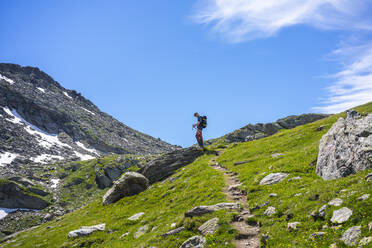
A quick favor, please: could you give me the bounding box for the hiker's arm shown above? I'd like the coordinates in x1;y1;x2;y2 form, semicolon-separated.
192;121;200;128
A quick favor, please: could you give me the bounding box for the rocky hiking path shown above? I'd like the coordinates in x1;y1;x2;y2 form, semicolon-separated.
210;152;260;248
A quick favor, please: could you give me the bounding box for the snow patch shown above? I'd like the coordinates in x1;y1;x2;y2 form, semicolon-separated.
3;107;72;149
0;74;15;85
0;208;38;220
32;154;65;164
76;141;99;155
37;87;46;93
81;107;96;116
74;151;95;161
0;152;18;167
63;92;73;99
50;179;60;189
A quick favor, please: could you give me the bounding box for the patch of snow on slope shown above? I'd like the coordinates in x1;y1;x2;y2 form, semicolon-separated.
81;107;96;116
0;74;15;85
37;87;46;93
0;208;38;220
0;152;18;167
50;179;60;189
74;151;95;161
3;107;72;149
63;91;72;99
76;141;99;155
32;154;65;164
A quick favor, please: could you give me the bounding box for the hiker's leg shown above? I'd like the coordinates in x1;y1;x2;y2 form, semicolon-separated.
199;130;204;147
196;130;203;147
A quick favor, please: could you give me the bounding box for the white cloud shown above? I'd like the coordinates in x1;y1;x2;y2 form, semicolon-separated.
313;45;372;113
194;0;371;42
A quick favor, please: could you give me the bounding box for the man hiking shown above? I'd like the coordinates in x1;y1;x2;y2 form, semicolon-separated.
192;112;207;149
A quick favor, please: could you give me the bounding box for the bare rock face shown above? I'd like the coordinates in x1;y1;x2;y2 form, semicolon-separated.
140;147;203;184
102;172;149;205
316;110;372;180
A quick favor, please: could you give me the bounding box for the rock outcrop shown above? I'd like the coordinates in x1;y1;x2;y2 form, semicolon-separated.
0;180;49;210
316;110;372;180
219;113;328;143
102;172;149;205
260;173;289;185
68;224;106;238
140;147;203;184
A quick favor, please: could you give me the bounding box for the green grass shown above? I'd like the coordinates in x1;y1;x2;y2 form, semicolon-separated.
2;155;237;248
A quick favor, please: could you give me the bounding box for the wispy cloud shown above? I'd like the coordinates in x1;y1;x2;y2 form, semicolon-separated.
194;0;372;113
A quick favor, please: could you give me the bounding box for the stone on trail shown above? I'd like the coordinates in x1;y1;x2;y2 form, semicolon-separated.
179;235;206;248
264;206;276;216
331;207;353;224
259;173;289;185
341;226;361;246
128;212;145;221
102;172;149;205
185;203;240;217
68;224;106;238
328;198;343;206
198;217;219;235
316;111;372;180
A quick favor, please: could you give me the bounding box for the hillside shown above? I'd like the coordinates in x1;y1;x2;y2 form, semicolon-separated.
1;102;371;247
0;63;176;171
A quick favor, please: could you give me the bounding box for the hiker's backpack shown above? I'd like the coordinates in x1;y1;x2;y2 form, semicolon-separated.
200;116;207;129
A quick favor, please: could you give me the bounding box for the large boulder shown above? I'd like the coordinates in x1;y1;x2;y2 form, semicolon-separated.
140;147;203;184
0;180;49;209
316;111;372;180
102;172;149;205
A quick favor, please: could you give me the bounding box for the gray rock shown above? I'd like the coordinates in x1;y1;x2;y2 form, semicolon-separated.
287;222;300;232
264;206;276;216
319;204;327;218
316;111;372;180
366;173;372;182
260;173;289;185
134;225;149;239
269;193;278;197
102;172;149;205
328;198;343;206
359;237;372;247
357;194;370;201
331;207;353;224
161;227;185;237
198;217;219;235
185;203;240;217
272;153;284;158
140;147;203;184
128;212;144;221
369;221;372;231
309;232;325;239
341;226;361;246
95;172;112;189
68;223;105;238
179;235;206;248
0;181;49;209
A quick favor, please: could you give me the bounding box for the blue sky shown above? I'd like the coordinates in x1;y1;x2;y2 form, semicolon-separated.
1;0;371;147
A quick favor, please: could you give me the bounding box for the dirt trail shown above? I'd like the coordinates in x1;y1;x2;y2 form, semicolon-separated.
210;153;260;248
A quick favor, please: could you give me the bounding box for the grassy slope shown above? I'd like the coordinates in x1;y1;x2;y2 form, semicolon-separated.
215;102;372;247
3;102;372;248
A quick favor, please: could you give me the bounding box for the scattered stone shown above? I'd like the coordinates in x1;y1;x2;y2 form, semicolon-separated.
134;225;149;239
288;176;302;182
316;125;326;131
295;193;302;196
234;161;249;166
171;223;176;228
128;212;145;221
264;206;276;216
198;218;219;235
120;232;130;239
179;235;206;248
357;194;370;201
329;243;337;248
316;111;372;180
359;237;372;247
43;213;53;221
287;222;300;232
68;224;106;238
328;198;343;206
185;203;240;217
331;207;353;224
309;232;325;239
341;226;361;246
259;173;289;185
228;184;242;192
271;153;284;158
322;224;328;229
269;193;277;197
369;221;372;231
161;227;185;237
366;173;372;182
102;172;149;205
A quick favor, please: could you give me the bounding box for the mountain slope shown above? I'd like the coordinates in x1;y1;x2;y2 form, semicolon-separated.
2;102;371;248
0;63;176;169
